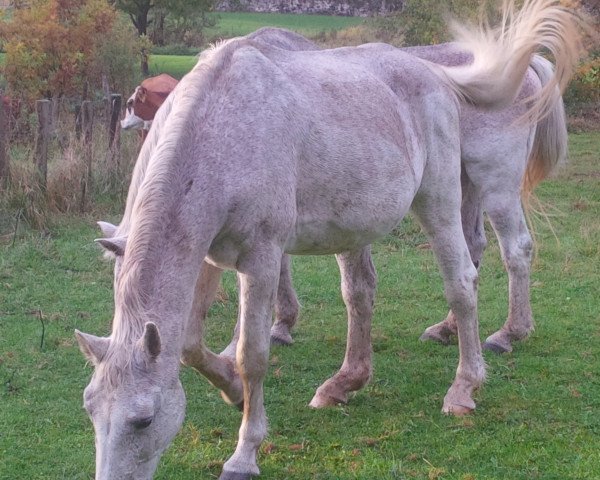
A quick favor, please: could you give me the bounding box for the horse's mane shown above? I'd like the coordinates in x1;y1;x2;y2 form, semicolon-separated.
101;38;249;386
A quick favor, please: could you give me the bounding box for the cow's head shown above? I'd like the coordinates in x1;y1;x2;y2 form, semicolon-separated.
121;75;179;133
121;86;152;131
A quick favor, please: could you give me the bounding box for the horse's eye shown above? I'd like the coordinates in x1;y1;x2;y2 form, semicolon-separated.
132;416;153;429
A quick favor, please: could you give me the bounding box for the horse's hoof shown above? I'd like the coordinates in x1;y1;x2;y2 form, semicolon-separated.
482;340;512;354
419;330;452;346
219;470;254;480
270;333;293;346
442;403;474;416
270;323;294;346
235;401;244;412
308;391;347;409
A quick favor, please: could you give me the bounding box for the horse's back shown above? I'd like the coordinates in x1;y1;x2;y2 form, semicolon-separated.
152;41;462;257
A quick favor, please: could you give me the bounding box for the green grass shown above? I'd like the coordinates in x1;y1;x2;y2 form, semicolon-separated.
147;12;365;79
149;54;198;79
0;133;599;479
205;11;364;39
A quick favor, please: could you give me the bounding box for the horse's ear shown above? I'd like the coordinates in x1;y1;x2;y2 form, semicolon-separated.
75;330;110;366
141;322;161;360
138;86;147;103
97;221;118;238
95;237;126;257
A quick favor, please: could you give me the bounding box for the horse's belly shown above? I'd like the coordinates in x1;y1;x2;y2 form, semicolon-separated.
286;203;410;255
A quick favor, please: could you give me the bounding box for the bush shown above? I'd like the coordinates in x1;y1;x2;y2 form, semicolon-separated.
90;17;146;98
564;57;600;106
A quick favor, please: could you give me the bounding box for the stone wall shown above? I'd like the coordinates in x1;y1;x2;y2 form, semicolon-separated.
215;0;404;17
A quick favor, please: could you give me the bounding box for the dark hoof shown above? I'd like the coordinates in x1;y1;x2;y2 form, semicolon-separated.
482;341;510;354
270;335;293;346
219;470;255;480
235;401;244;412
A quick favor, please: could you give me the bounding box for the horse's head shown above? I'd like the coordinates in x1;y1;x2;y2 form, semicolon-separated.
75;322;186;479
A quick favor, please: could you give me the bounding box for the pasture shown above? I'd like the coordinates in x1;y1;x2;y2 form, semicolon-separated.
0;132;598;479
205;12;364;39
148;12;365;78
149;54;198;79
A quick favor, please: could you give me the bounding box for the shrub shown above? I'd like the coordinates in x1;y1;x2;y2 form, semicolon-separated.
564;57;600;106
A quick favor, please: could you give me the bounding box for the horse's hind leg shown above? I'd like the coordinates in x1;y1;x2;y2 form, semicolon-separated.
271;254;300;345
181;261;244;408
482;193;534;353
221;254;300;358
413;185;484;414
309;246;376;408
420;172;487;345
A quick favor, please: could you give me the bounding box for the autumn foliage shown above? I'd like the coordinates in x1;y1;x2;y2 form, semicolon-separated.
0;0;120;103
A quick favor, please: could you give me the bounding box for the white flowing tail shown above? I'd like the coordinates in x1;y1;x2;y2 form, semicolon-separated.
523;54;568;195
438;0;582;121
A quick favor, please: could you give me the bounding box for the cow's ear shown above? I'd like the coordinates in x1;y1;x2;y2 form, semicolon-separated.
138;86;147;103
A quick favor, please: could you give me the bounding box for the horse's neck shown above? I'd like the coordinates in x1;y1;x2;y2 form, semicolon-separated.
112;233;205;357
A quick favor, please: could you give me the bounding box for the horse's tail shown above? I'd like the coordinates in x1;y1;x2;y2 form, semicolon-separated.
437;0;581;122
522;54;568;198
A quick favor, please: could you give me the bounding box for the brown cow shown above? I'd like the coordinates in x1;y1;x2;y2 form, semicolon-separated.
121;73;179;141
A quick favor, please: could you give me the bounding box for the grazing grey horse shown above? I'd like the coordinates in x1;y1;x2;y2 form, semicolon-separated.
78;1;580;479
101;32;567;360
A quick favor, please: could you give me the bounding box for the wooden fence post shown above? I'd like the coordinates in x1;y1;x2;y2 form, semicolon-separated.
108;93;122;169
75;104;82;140
0;92;8;187
34;99;52;190
80;100;93;212
108;94;122;149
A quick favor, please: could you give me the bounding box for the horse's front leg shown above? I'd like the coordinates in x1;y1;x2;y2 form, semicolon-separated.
310;246;376;408
220;248;280;480
221;254;300;359
181;260;244;408
420;171;486;346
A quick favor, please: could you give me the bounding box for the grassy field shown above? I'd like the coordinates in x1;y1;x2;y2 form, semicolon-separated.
0;132;599;479
148;12;365;78
149;54;198;79
205;11;364;39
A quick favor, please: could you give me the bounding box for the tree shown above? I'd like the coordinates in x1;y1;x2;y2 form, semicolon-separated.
0;0;147;104
115;0;154;37
162;0;215;46
115;0;215;44
0;0;115;102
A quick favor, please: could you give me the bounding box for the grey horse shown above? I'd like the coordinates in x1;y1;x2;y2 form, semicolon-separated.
79;2;580;478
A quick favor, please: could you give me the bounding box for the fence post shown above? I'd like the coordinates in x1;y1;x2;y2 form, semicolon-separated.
0;92;8;187
34;99;52;190
108;94;122;149
107;93;122;170
74;104;82;140
80;100;93;212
